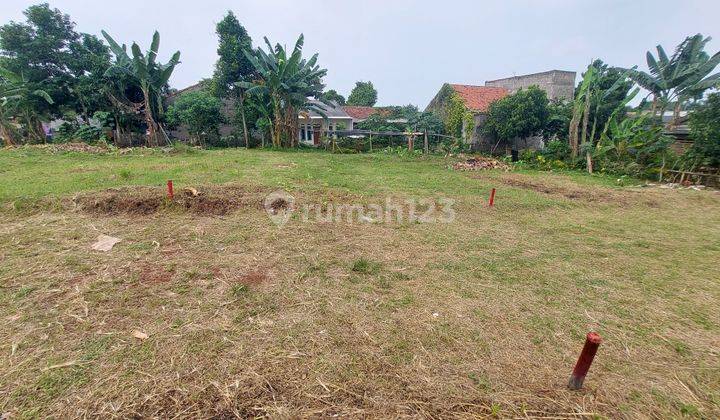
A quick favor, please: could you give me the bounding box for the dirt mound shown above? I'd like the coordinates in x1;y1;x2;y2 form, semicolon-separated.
74;185;263;216
452;156;510;171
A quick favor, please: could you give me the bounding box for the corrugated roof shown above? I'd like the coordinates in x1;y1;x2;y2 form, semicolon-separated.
302;100;351;118
449;85;508;113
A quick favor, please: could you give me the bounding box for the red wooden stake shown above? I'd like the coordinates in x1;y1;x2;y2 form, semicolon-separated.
568;332;602;390
488;188;496;207
167;180;174;200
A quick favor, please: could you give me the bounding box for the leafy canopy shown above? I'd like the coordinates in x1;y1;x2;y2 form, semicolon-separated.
212;11;254;98
687;93;720;167
167;90;224;139
483;86;549;141
623;34;720;114
347;81;377;106
320;89;346;105
0;3;111;121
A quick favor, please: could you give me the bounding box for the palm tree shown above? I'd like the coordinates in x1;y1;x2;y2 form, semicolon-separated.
102;30;180;147
0;67;53;146
623;34;720;123
238;34;327;148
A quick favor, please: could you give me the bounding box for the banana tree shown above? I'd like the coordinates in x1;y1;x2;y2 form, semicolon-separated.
238;34;327;147
569;63;637;172
623;34;720;123
0;67;53;146
102;30;180;147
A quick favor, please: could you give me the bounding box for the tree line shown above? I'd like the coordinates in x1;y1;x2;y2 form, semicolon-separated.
480;35;720;177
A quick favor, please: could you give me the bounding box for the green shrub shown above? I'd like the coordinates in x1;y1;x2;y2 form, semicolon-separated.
540;139;571;161
686;93;720;169
54;121;106;143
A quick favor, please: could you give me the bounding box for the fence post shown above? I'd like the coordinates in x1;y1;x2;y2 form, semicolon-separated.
568;332;602;390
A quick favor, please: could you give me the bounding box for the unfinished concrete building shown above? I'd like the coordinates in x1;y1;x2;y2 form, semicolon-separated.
484;70;576;101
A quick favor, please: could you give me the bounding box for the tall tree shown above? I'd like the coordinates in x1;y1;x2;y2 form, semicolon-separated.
577;60;633;141
569;62;637;172
346;81;377;106
67;33;112;121
102;30;180;147
320;89;345;105
0;4;113;132
212;11;254;147
239;34;327;148
0;4;109;141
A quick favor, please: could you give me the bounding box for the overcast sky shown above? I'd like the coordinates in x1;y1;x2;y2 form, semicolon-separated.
2;0;718;107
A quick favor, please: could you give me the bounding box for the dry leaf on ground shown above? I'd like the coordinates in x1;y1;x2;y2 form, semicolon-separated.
90;234;122;252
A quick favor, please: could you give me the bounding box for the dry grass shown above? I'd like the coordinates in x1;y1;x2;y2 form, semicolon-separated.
1;149;719;418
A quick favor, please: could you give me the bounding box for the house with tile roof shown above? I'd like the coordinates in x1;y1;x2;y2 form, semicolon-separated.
298;100;354;145
425;83;509;151
425;70;576;153
342;106;408;125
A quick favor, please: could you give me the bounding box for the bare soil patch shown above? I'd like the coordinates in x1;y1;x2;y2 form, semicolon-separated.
237;270;269;286
452;155;511;171
498;174;630;204
73;185;265;216
139;262;175;284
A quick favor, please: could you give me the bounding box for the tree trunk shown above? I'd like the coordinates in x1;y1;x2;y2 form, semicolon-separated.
569;117;579;160
24;114;45;144
239;92;249;148
586;151;593;174
651;96;658;118
272;100;282;148
114;115;123;147
0;123;16;146
672;100;682;127
142;87;158;147
580;91;591;147
424;131;429;154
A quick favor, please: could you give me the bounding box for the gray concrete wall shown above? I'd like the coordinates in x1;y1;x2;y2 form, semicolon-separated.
485;70;576;101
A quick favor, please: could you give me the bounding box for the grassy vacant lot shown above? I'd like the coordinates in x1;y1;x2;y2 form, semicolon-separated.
1;146;719;418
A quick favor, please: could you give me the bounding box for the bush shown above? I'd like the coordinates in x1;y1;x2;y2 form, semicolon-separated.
540;139;571;161
594;115;673;178
166;90;224;146
53;121;106;143
686;93;720;168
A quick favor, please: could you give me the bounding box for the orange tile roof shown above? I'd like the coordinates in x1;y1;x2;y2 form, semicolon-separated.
342;106;391;120
449;84;508;113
